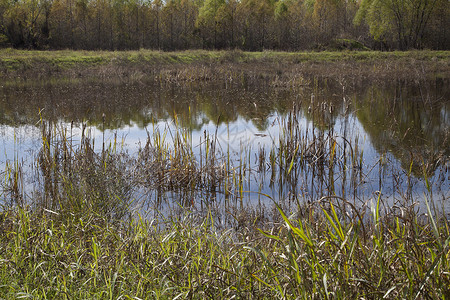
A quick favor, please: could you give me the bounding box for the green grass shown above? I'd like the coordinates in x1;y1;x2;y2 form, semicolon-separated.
0;197;448;298
0;49;448;86
0;48;448;69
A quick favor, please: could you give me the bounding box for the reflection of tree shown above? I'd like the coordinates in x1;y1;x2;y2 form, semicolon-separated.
0;81;300;132
300;97;340;131
1;79;448;180
354;79;449;177
0;82;207;130
195;88;283;131
297;79;347;132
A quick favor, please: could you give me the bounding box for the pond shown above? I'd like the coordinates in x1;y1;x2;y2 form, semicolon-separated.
0;77;448;218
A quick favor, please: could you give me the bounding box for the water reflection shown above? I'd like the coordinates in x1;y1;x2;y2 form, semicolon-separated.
0;82;295;131
0;78;448;208
354;79;449;177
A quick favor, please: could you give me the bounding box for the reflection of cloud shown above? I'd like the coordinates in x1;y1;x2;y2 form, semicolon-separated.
214;118;277;153
217;121;255;151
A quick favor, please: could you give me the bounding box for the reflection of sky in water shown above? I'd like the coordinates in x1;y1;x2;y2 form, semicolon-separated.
1;125;41;166
1;79;448;213
1;109;448;211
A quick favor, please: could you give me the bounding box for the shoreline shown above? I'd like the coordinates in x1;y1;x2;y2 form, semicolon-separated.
1;49;449;84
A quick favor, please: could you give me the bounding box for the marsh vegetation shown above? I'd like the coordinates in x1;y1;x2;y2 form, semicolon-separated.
0;51;449;298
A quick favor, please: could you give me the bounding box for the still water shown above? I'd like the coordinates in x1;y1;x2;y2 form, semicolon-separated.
1;78;449;212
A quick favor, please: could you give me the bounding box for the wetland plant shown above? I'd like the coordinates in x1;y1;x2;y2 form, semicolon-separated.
0;111;448;299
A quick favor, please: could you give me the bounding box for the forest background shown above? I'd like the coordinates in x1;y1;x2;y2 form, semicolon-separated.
0;0;448;51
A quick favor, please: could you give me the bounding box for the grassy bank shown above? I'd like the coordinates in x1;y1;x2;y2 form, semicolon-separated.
0;49;449;84
1;195;449;298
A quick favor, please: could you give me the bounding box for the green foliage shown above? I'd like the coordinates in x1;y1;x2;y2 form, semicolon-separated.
0;0;448;50
354;0;447;49
198;0;225;23
274;0;288;20
303;0;316;13
196;0;225;47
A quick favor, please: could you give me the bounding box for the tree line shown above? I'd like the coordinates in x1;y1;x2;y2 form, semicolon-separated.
0;0;448;51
